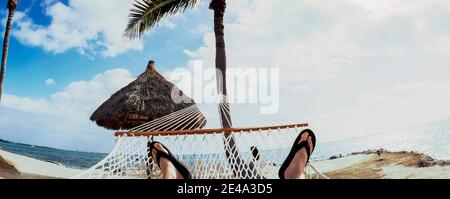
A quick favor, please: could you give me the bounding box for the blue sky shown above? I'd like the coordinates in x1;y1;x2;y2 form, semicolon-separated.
3;0;209;98
1;0;450;153
0;0;214;152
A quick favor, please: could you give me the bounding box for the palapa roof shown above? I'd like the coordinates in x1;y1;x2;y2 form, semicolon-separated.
90;61;206;130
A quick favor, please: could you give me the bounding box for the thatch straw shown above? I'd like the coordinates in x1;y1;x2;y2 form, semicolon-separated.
90;61;206;130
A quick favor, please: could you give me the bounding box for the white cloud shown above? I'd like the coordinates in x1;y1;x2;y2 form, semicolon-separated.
186;0;450;83
45;78;56;86
0;68;135;151
10;0;144;57
189;24;210;35
159;20;176;29
182;0;450;141
311;81;450;141
3;0;450;151
291;85;310;92
346;0;403;18
2;68;134;117
347;0;450;19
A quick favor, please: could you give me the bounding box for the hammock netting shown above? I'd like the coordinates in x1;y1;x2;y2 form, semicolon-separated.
75;103;328;179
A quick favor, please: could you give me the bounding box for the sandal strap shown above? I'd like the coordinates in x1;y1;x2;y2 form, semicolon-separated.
295;141;312;162
149;142;192;179
155;151;175;167
278;129;317;179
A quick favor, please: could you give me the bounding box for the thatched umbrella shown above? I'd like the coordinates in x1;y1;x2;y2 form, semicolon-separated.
91;60;206;131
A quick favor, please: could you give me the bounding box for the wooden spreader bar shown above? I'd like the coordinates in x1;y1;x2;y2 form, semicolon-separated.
115;123;309;137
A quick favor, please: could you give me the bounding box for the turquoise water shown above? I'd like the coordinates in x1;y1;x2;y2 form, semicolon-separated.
0;139;107;169
1;119;449;169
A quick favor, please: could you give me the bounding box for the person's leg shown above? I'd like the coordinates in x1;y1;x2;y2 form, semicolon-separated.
284;133;314;179
151;143;184;179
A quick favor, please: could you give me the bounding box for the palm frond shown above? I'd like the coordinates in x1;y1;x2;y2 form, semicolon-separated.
124;0;199;39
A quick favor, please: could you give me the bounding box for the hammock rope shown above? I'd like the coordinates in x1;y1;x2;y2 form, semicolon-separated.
75;104;328;179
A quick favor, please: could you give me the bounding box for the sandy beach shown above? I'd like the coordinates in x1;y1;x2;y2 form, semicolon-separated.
0;155;20;179
1;148;449;179
319;150;450;179
0;149;84;179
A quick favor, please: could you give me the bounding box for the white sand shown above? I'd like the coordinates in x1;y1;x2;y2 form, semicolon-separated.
312;153;450;179
2;148;449;179
311;154;377;173
382;165;450;179
0;149;83;179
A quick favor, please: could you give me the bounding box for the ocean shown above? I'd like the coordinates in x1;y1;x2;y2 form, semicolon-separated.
0;139;107;169
1;119;449;169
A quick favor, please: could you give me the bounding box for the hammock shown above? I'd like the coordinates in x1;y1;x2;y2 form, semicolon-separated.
75;103;329;179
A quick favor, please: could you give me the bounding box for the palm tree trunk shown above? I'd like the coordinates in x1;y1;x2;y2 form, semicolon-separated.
210;0;247;178
0;3;16;101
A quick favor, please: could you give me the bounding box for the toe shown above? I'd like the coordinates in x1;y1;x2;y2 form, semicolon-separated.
151;143;169;163
154;143;167;153
298;132;309;144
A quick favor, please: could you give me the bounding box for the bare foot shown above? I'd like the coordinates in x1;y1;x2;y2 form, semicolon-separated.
284;133;314;179
151;143;184;179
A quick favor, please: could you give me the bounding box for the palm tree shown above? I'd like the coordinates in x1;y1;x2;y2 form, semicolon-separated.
124;0;247;177
0;0;18;101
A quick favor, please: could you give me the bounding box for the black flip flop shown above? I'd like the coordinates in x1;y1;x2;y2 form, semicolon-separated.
278;129;317;179
149;141;192;179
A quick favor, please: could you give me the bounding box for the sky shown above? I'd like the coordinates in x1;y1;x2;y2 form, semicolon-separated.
1;0;450;153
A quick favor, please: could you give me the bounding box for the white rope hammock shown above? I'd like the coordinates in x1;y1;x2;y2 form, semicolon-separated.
75;103;329;179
